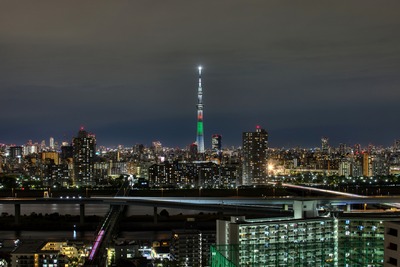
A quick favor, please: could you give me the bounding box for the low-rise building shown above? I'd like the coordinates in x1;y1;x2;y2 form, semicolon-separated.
11;240;69;267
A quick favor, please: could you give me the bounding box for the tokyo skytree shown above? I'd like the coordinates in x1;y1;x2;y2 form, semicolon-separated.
196;66;205;153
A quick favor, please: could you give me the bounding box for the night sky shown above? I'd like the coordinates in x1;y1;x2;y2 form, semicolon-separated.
1;1;400;148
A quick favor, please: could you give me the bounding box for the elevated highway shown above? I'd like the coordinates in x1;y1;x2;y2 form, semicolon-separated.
3;195;400;206
2;182;400;225
3;184;400;266
3;195;400;222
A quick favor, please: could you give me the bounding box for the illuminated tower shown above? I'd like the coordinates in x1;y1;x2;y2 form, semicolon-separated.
196;66;205;153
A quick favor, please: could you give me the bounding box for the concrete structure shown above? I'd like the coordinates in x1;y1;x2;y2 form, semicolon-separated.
215;215;337;266
211;134;222;163
339;158;351;177
171;228;215;267
11;240;69;267
72;127;96;186
384;221;400;267
321;137;329;154
338;216;386;266
214;201;336;266
212;200;395;267
242;126;268;185
113;240;140;261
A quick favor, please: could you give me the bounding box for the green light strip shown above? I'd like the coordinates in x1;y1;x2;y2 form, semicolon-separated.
197;122;203;135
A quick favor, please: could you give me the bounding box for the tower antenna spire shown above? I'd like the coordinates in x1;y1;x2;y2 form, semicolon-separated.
196;66;205;153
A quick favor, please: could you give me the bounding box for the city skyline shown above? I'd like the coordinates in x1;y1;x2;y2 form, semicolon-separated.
1;1;400;148
2;128;400;151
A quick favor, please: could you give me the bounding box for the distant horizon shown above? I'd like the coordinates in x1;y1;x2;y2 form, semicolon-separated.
1;126;398;150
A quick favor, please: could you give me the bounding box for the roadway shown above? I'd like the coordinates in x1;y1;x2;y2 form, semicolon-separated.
3;194;400;208
2;182;400;213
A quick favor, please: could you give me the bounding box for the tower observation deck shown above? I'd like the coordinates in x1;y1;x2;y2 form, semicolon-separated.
196;66;205;153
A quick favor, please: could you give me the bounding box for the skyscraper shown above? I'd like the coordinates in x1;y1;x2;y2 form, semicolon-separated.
49;137;54;151
73;127;96;186
394;139;400;152
211;134;222;163
212;134;222;153
321;137;329;154
242;125;268;185
195;66;205;153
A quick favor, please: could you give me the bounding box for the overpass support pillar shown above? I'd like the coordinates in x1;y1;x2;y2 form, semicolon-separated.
14;204;21;224
153;207;158;224
80;204;85;224
282;204;289;211
345;204;351;212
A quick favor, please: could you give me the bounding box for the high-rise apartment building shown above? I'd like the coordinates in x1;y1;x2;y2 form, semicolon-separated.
72;127;96;186
212;203;393;267
384;221;400;267
211;134;222;163
23;140;38;155
363;152;374;177
242;126;268;185
338;216;385;266
212;134;222;154
61;143;73;160
339;158;351;177
321;137;329;154
214;202;337;267
394;140;400;153
9;146;23;159
171;229;215;267
49;137;55;150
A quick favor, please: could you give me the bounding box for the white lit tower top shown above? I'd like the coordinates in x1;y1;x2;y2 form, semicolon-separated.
196;66;205;153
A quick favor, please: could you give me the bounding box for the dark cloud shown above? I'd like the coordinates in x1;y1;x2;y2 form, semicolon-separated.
1;1;400;148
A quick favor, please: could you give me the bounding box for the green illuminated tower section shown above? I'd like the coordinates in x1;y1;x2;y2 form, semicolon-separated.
196;66;205;153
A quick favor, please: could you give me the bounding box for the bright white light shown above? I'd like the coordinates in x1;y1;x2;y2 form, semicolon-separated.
198;66;202;71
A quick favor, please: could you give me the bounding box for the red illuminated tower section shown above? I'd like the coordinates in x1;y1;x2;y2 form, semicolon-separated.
196;66;205;153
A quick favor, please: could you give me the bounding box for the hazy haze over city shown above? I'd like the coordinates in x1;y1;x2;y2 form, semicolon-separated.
1;1;400;148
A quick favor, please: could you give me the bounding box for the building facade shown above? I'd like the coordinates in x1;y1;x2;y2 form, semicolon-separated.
338;217;385;266
72;127;96;186
242;126;268;185
384;221;400;267
212;134;222;163
214;215;337;266
171;229;215;267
